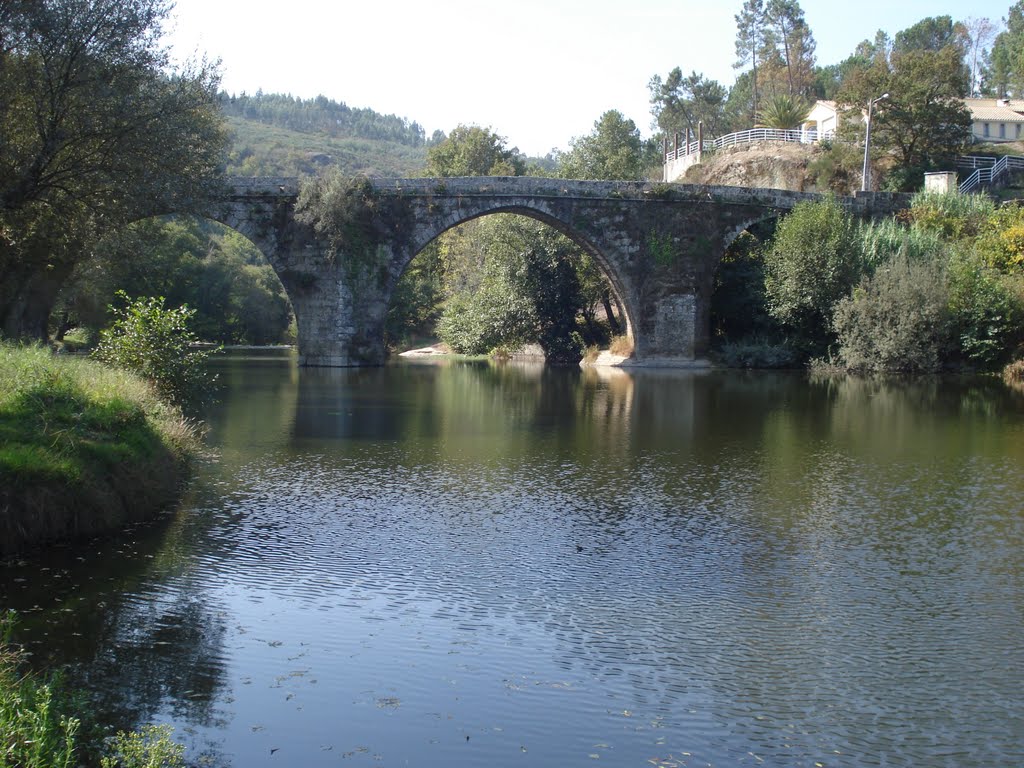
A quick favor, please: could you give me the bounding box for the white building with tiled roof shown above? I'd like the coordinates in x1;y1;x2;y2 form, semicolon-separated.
965;98;1024;143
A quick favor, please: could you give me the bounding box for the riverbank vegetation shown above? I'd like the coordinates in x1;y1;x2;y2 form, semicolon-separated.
0;344;203;556
1;612;185;767
712;191;1024;374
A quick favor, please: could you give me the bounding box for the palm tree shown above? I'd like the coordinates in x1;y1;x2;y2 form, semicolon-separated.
757;94;811;129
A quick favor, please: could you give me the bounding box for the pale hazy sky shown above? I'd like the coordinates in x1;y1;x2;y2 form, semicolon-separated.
165;0;1013;156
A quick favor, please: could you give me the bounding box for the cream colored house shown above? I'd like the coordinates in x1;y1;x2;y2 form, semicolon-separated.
802;100;842;138
965;98;1024;143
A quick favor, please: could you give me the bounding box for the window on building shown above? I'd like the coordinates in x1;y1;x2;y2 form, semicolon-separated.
984;122;990;137
1000;123;1006;138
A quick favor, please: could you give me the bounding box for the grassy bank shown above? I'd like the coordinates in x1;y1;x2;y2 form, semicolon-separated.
0;344;202;556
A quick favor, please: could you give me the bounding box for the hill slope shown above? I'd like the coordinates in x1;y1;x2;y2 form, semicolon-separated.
225;115;427;177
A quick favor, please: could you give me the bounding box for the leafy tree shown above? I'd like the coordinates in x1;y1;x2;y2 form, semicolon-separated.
424;125;526;177
986;2;1024;96
893;15;966;55
762;0;818;99
0;0;228;341
649;69;729;140
947;250;1024;367
734;0;768;121
558;110;644;181
837;40;971;190
55;217;292;345
93;294;216;405
764;196;864;356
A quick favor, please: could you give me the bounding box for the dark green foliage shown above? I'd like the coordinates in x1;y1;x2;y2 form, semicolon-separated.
715;338;801;368
436;217;595;364
986;2;1024;97
947;250;1024;368
711;229;785;344
558;111;645;181
648;69;731;140
385;247;445;350
836;39;970;189
424;126;526;177
56;217;292;345
833;254;952;372
93;294;215;406
764;196;864;356
219;91;426;146
0;0;228;340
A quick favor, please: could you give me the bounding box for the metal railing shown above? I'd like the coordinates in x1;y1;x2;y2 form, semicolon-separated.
958;154;1024;193
664;127;836;162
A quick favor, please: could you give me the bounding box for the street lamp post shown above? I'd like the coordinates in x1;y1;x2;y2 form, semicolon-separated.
861;92;889;192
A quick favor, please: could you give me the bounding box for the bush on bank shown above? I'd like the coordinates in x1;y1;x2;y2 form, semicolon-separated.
720;191;1024;374
0;344;202;555
1;613;185;767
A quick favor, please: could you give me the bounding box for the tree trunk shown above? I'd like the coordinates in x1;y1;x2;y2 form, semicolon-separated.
0;265;72;342
602;289;621;335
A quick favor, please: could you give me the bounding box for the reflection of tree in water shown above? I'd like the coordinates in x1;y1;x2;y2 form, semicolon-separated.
2;504;230;734
291;365;441;443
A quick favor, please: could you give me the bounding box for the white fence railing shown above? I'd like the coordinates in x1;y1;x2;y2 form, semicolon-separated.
958;154;1024;193
664;127;836;162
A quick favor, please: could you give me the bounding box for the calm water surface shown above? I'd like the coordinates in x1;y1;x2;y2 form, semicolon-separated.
3;350;1023;767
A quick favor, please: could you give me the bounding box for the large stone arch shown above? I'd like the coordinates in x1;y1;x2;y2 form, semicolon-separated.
393;202;638;344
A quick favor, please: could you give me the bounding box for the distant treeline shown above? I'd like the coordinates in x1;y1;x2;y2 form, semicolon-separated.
218;91;435;147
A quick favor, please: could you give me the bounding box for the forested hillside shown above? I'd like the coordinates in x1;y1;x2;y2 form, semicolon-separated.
220;92;430;177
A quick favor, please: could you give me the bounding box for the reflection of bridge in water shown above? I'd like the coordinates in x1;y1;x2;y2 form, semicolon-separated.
210;177;909;368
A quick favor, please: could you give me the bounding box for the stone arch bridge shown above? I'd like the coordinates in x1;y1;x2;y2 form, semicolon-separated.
211;176;907;367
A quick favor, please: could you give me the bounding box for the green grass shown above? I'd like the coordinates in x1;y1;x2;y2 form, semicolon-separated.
0;344;202;555
1;613;184;768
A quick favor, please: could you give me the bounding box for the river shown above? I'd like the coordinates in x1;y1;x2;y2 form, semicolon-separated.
2;349;1023;767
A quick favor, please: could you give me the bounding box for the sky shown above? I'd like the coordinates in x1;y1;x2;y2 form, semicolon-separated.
165;0;1014;157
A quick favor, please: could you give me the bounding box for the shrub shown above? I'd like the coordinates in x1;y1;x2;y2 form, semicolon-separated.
92;294;215;406
808;142;864;194
711;230;783;342
974;204;1024;272
857;217;943;270
1003;359;1024;392
1;619;82;768
715;338;800;369
100;725;184;768
906;190;995;240
608;335;634;357
1;613;186;768
764;196;864;357
832;253;952;373
946;250;1024;368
